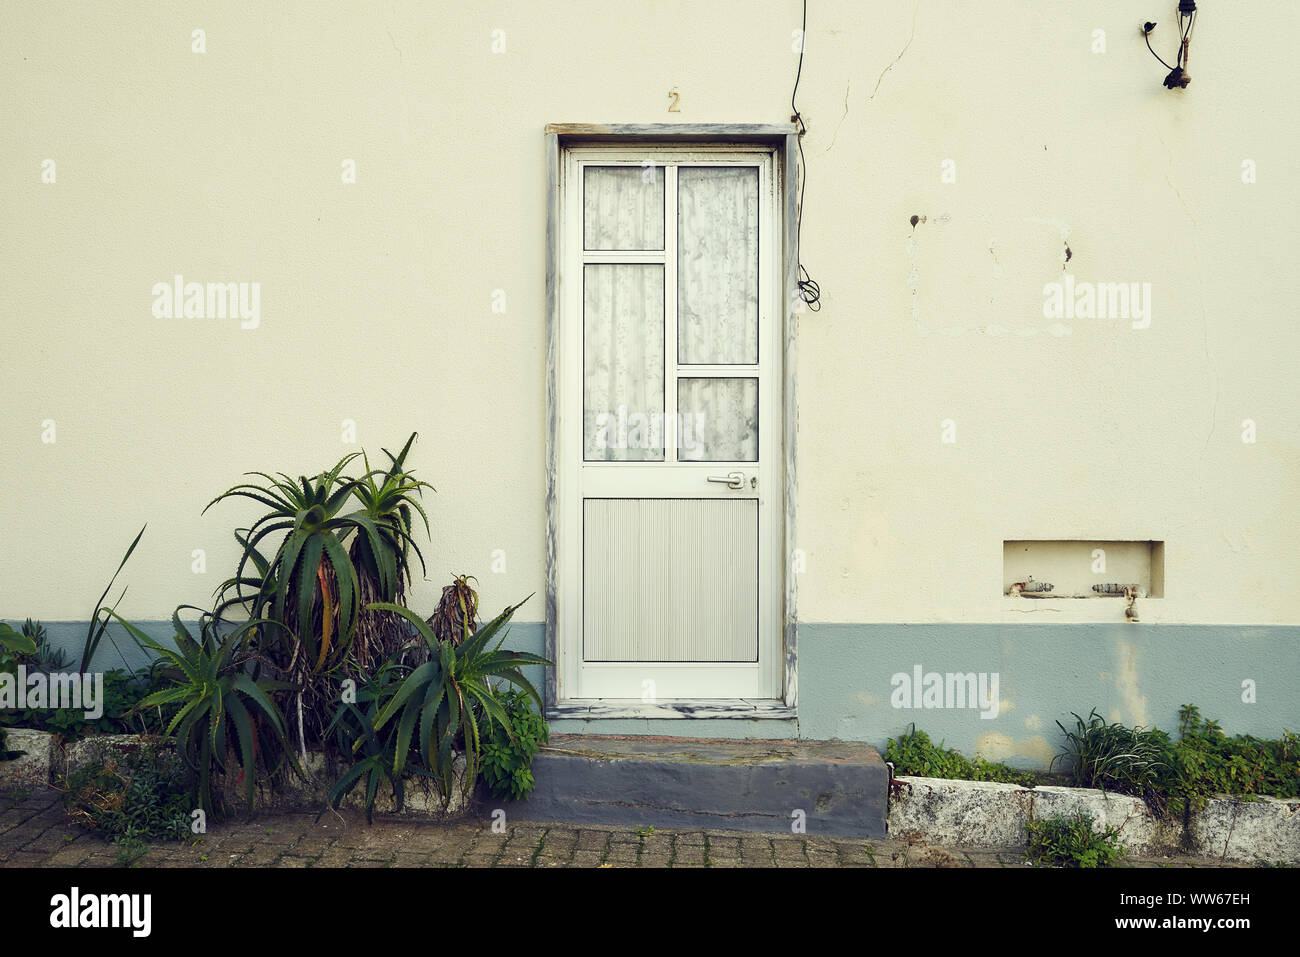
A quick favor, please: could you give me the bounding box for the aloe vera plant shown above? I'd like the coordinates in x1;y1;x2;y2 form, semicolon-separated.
109;607;296;816
208;436;432;664
348;434;432;598
345;435;434;670
367;596;550;805
205;437;437;753
204;453;365;674
320;664;435;823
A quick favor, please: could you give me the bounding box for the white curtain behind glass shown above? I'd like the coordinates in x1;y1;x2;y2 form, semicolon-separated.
677;166;759;364
583;264;665;461
584;166;664;250
678;377;758;462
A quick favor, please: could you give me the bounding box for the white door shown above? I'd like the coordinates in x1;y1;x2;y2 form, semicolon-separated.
559;145;783;702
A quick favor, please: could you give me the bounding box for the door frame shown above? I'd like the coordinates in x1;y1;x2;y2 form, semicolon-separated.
544;123;800;720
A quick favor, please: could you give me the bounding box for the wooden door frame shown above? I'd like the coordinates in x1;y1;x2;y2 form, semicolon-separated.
544;123;800;720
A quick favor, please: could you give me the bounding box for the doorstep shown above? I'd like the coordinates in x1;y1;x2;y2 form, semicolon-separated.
491;734;889;838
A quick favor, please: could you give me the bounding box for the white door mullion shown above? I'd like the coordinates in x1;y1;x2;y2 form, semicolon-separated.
583;250;667;264
665;163;679;463
675;365;759;376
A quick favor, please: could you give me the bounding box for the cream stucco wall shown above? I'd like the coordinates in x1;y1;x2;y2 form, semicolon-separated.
2;1;1297;627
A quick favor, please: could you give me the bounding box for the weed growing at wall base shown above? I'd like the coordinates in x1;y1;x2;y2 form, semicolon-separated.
481;688;549;801
1054;705;1300;820
1025;810;1126;868
885;726;1052;787
1053;709;1171;816
61;742;194;866
0;619;171;739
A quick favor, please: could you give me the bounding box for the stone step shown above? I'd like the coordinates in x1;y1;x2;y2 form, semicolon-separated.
493;734;888;838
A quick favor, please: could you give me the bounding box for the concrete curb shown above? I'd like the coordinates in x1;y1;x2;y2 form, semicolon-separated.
0;729;55;790
888;774;1299;864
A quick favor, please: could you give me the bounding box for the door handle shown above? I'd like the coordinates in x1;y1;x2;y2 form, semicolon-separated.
707;471;745;490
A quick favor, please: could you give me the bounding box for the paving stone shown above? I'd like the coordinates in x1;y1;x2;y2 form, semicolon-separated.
640;835;672;855
42;845;97;867
17;829;70;853
507;826;548;843
243;845;285;866
674;843;706;865
0;790;1266;869
473;832;511;852
772;841;806;861
576;829;612;851
393;851;434;867
0;810;36;833
430;843;466;865
835;843;877;866
315;848;356;868
259;827;303;845
330;830;374;849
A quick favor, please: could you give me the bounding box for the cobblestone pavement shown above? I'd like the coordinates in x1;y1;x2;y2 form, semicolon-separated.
0;789;1249;869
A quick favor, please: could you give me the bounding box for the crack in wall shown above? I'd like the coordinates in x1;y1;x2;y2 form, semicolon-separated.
869;0;920;101
823;79;852;154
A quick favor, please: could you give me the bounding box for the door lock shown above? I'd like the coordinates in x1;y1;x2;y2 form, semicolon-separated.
707;471;746;490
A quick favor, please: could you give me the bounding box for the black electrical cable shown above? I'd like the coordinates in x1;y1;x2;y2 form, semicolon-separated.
1144;27;1175;70
1143;9;1195;73
790;0;821;312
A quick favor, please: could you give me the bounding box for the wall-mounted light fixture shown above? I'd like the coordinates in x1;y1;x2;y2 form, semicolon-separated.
1143;1;1198;90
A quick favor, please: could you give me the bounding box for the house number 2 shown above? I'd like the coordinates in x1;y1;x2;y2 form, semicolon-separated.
668;88;681;112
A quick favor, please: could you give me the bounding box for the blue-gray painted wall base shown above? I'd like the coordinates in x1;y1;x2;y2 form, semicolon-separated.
17;620;1297;770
